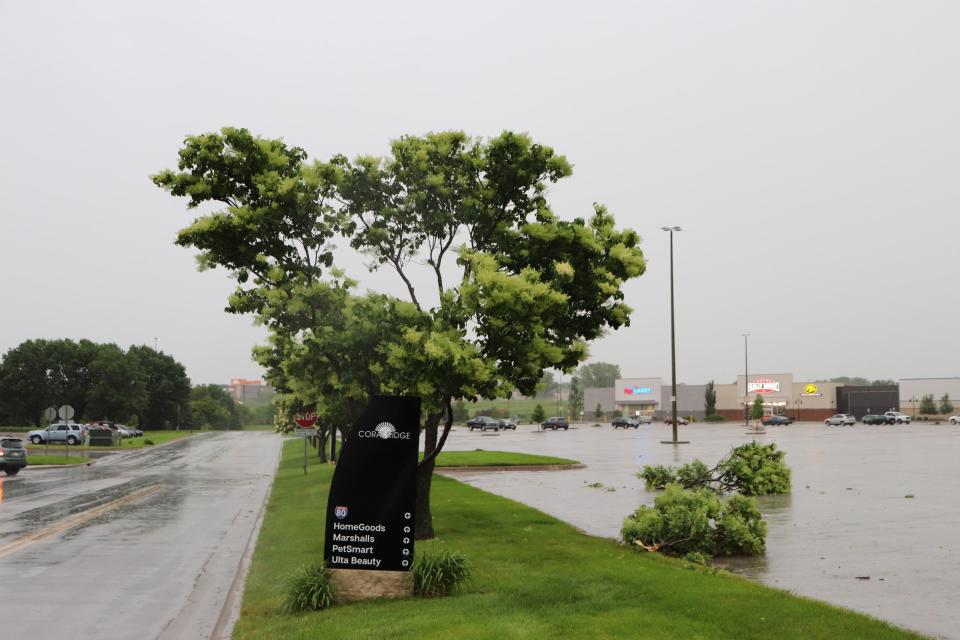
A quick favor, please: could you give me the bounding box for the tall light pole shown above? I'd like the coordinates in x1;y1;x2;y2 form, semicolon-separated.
660;226;688;445
743;333;750;427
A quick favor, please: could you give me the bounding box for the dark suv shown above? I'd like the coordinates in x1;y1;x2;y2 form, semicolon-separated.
1;437;28;475
541;417;569;430
466;416;501;431
612;417;640;429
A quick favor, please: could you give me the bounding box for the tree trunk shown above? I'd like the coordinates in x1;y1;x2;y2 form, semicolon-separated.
316;428;328;463
415;411;443;540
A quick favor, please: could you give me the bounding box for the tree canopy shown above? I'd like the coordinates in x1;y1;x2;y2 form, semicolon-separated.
154;127;646;538
0;339;191;428
575;362;621;389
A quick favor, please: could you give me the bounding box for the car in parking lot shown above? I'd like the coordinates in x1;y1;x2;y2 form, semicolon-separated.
861;414;894;425
663;416;689;425
633;415;653;424
825;414;856;426
497;418;517;431
761;415;794;426
612;417;640;429
541;417;569;430
951;415;960;425
27;423;86;445
0;437;27;475
466;416;501;432
884;411;912;424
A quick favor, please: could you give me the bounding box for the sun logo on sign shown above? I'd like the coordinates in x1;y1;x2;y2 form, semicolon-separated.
374;422;397;439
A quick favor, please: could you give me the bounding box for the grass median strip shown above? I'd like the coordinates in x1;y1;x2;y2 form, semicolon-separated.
26;454;91;465
428;450;578;467
233;440;921;640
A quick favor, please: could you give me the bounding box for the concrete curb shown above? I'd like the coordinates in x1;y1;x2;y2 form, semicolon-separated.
437;463;586;472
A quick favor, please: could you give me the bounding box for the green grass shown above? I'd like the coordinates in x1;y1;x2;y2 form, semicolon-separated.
428;450;578;467
233;440;921;640
462;397;562;420
25;430;199;452
242;424;277;432
25;454;91;465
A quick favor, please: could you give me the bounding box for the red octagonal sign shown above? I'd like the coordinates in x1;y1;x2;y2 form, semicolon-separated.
295;411;318;428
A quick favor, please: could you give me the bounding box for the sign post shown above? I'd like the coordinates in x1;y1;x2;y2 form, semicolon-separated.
293;411;318;474
58;405;74;462
324;395;421;601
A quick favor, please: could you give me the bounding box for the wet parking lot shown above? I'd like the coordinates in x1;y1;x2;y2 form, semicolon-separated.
440;421;960;639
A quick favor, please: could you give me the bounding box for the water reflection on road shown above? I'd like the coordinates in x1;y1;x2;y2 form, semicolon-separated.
439;422;960;639
0;431;281;640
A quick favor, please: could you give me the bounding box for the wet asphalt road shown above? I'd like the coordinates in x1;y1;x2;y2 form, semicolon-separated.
440;421;960;640
0;431;282;640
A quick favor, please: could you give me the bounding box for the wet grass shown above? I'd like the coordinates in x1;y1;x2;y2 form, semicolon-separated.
24;430;198;452
428;450;578;467
25;454;91;465
233;439;923;640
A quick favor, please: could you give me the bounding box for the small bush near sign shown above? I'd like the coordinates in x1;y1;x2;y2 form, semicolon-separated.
412;549;471;597
282;561;334;612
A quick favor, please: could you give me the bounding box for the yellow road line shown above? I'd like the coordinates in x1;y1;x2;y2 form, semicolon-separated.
0;484;163;559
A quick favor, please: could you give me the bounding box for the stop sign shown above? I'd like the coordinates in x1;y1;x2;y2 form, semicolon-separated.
295;411;318;428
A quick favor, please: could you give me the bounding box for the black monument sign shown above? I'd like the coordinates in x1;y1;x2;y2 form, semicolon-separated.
324;395;421;572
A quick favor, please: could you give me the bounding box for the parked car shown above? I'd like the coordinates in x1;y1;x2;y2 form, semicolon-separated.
884;411;912;424
761;415;793;426
541;417;569;430
824;414;856;426
118;424;143;437
612;417;640;429
951;415;960;425
497;418;517;431
0;437;27;475
861;414;893;425
466;416;501;432
114;425;137;438
27;423;86;445
633;415;653;424
663;416;689;425
87;420;141;437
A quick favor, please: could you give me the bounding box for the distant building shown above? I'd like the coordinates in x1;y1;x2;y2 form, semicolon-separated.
225;378;274;404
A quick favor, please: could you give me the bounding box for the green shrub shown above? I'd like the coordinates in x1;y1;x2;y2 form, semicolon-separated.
703;414;726;423
281;561;334;612
143;439;155;446
720;442;791;496
638;442;791;496
531;404;546;423
621;485;766;557
639;465;675;490
413;549;470;597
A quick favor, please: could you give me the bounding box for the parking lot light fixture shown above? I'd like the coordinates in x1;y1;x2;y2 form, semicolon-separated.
660;226;688;445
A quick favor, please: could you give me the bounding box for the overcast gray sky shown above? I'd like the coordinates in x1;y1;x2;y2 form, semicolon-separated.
2;1;957;386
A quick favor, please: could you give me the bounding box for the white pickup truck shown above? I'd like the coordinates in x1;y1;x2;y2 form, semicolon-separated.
884;411;912;424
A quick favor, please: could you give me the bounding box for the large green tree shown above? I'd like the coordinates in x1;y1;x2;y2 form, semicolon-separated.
0;340;57;426
127;345;192;429
154;127;646;538
567;376;584;420
704;380;717;416
189;384;243;429
86;344;148;422
575;362;621;389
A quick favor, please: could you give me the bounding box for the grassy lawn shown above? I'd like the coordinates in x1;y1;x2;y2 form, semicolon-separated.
25;430;199;452
428;450;578;467
26;454;91;465
233;440;920;640
463;397;562;420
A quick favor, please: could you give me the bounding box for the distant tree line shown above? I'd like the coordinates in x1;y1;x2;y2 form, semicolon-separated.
0;339;259;429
